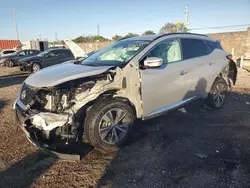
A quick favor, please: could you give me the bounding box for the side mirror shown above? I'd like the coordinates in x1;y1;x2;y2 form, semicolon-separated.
144;57;163;68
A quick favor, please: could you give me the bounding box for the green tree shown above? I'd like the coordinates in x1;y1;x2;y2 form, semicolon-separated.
159;22;188;34
123;33;139;39
112;35;123;41
73;35;110;43
142;30;156;35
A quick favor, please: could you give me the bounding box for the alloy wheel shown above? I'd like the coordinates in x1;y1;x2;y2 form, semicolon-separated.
98;108;129;145
213;83;227;107
7;60;13;67
33;64;40;72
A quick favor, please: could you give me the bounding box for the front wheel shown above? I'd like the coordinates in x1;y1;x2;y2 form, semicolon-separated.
205;77;228;109
32;63;41;73
84;99;135;153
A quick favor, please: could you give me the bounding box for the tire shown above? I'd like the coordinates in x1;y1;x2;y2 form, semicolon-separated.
8;60;15;67
84;98;135;153
205;77;228;109
32;63;41;73
4;60;13;67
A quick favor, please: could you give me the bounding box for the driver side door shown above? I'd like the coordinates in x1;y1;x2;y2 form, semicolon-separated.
140;38;191;118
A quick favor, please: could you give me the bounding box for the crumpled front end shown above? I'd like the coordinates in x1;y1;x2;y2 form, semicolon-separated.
15;93;81;160
14;65;142;158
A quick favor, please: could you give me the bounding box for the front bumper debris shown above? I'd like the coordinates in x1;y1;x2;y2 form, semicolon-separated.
14;100;81;160
19;61;32;71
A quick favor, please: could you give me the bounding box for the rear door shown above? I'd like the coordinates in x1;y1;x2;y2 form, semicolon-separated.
180;38;212;98
140;38;191;117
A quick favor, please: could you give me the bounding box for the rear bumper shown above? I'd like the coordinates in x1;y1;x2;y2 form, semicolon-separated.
14;100;81;160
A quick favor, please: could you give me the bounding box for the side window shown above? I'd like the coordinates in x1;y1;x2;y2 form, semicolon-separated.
29;50;37;54
58;50;67;56
49;51;59;57
65;50;73;57
147;39;181;64
205;40;215;54
18;51;26;56
3;50;15;54
181;39;208;60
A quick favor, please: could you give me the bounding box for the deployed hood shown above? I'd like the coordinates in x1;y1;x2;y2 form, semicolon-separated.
25;63;114;87
20;55;42;62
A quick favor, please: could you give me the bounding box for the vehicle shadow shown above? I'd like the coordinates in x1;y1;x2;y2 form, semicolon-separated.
97;78;250;187
0;151;57;188
0;73;28;88
0;100;8;112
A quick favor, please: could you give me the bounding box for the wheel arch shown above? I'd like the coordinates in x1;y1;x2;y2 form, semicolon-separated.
74;89;137;126
219;60;237;87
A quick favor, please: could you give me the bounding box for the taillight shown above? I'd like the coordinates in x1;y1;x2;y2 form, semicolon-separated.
226;54;233;60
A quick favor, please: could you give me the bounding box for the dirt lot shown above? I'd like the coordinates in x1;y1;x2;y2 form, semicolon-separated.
0;66;250;188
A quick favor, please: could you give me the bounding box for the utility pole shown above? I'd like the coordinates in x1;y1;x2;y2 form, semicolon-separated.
54;32;58;46
13;8;19;40
97;25;100;36
185;5;190;27
55;32;58;42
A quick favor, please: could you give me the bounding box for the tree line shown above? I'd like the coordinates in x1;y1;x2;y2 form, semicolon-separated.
73;22;187;43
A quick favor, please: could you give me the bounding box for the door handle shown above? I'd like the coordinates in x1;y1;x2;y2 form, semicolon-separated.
209;62;214;65
180;70;188;75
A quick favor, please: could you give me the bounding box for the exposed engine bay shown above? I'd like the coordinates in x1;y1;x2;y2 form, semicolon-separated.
15;66;142;157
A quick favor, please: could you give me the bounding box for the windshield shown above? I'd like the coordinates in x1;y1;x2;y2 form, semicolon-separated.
82;40;150;66
37;51;49;57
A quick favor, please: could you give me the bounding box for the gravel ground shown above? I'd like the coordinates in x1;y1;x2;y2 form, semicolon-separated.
0;66;250;188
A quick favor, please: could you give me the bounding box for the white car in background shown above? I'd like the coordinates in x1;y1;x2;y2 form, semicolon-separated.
0;49;17;57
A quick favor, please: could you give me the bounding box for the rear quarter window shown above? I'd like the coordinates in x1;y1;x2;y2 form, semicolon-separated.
205;40;223;54
181;38;208;60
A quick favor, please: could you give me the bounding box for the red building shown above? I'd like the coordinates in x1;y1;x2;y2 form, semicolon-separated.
0;40;21;50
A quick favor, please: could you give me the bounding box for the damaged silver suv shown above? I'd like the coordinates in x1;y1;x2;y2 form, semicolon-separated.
14;33;237;155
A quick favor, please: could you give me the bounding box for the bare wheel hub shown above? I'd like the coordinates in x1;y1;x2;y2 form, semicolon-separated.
98;108;129;145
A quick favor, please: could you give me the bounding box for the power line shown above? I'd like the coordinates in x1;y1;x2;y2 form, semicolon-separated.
189;24;250;30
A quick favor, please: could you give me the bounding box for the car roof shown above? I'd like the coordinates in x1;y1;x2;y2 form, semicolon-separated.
122;33;212;42
46;48;70;52
2;49;16;51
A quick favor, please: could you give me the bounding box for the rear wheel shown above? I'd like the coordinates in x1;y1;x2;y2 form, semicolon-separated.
8;60;15;67
206;77;228;109
32;63;41;73
4;60;14;67
84;99;135;153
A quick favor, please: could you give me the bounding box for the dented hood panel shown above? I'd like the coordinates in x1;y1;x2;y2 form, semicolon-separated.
25;63;114;87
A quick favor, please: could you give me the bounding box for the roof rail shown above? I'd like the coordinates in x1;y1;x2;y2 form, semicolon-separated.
154;32;208;41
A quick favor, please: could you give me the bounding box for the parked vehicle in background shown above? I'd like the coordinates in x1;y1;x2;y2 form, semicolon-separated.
0;50;40;67
14;33;237;157
0;49;17;57
19;48;74;72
